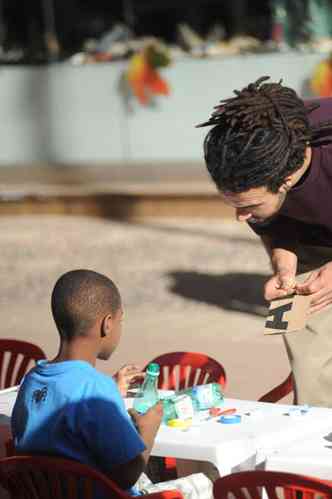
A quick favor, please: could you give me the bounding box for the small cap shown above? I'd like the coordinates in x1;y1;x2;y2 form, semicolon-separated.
147;363;160;376
219;414;241;424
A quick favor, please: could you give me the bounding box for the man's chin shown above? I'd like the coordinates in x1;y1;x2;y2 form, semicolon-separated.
248;217;264;224
249;215;276;225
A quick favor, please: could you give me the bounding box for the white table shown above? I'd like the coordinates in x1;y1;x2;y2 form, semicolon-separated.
3;388;332;477
126;395;332;476
265;428;332;480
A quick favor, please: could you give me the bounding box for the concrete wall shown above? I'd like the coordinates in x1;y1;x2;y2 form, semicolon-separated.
0;52;325;165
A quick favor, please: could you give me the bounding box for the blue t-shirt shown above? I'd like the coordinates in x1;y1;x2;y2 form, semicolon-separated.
11;360;145;496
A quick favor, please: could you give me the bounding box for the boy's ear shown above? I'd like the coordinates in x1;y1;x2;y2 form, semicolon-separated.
101;314;112;338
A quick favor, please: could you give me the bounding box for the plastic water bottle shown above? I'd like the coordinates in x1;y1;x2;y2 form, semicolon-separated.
133;363;160;414
178;383;224;411
162;383;224;423
162;394;195;423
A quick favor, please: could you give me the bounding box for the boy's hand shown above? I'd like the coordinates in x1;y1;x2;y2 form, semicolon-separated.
114;364;145;397
129;402;163;435
129;403;163;464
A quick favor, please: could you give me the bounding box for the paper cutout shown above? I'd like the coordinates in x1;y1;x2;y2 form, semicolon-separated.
264;294;311;335
266;302;292;330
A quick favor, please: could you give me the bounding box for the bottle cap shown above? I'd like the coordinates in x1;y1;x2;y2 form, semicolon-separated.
219;414;241;424
147;363;160;376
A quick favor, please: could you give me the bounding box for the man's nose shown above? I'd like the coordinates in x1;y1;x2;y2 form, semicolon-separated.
236;209;252;222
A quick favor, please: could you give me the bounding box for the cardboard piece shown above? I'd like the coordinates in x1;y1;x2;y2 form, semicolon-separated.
264;294;311;335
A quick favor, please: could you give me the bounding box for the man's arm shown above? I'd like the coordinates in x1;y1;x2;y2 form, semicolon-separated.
262;235;332;314
248;217;299;297
252;221;332;313
261;235;298;301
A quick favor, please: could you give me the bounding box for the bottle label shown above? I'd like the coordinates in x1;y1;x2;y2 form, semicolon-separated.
174;395;194;419
194;385;214;410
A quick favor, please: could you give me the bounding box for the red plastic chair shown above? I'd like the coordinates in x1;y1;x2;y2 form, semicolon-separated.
0;455;184;499
0;339;46;389
213;470;332;499
5;439;14;457
145;351;226;481
259;372;294;404
146;351;227;390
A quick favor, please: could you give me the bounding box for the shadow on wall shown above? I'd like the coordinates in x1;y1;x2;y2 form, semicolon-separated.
168;271;269;317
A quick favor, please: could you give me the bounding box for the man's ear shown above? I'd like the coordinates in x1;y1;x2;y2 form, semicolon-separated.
101;314;113;338
279;176;292;193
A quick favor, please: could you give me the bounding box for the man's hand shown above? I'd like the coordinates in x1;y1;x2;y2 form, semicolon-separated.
264;248;298;301
296;262;332;314
114;364;145;397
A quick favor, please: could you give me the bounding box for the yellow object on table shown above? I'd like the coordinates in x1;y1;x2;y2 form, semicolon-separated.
167;418;192;429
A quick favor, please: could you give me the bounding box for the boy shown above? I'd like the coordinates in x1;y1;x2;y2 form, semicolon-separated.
12;269;212;498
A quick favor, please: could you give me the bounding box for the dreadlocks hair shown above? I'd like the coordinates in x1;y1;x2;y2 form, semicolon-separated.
198;76;332;193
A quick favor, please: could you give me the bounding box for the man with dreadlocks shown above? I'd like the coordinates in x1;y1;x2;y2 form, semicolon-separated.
199;76;332;407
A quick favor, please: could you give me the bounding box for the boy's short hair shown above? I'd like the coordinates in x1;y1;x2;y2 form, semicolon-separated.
51;269;121;341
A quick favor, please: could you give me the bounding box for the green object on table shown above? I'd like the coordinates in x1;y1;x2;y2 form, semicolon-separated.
162;394;194;423
161;383;224;423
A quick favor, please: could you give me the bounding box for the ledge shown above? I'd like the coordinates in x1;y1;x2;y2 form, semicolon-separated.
0;164;234;219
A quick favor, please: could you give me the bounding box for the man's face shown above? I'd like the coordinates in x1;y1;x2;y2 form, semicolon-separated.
221;185;287;224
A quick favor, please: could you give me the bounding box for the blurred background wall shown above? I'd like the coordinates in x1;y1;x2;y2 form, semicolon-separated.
0;0;330;165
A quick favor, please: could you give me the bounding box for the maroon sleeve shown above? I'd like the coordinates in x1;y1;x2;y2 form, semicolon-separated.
247;215;300;250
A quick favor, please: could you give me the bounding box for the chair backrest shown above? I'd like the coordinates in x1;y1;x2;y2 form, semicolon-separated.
0;339;46;389
0;455;184;499
258;372;294;403
146;351;226;390
213;470;332;499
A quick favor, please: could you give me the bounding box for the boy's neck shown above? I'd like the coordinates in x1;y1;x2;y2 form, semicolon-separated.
52;340;97;367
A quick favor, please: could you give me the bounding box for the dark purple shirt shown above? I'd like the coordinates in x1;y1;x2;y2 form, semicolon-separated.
249;97;332;248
